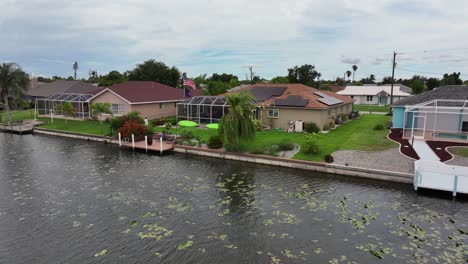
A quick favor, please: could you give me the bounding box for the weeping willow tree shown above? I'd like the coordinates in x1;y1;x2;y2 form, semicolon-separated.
219;91;256;151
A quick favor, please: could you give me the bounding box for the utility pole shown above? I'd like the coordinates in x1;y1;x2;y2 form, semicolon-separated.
390;51;398;105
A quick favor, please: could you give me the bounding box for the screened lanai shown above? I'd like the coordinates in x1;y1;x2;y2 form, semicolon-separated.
402;99;468;142
36;93;94;119
176;96;229;124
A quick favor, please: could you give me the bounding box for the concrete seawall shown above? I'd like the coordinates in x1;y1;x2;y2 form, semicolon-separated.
33;128;413;184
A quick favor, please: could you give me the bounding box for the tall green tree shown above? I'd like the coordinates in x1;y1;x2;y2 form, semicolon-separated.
360;74;376;84
270;76;288;83
0;63;30;125
127;60;181;87
56;102;76;128
91;102;112;133
98;70;126;86
351;65;358;82
410;79;425;94
442;72;462;85
219;91;256;150
287;64;320;86
346;71;352;81
426;78;441;90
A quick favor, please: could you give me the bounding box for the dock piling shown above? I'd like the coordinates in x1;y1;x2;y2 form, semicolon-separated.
132;134;135;150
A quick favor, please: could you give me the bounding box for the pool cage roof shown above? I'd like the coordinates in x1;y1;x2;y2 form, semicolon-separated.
177;96;228;106
405;99;468;114
39;93;94;102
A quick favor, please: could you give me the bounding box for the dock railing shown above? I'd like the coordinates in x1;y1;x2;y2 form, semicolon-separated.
414;160;468;197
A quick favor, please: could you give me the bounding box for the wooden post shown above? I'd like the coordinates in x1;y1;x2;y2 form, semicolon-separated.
132;134;135;150
118;132;122;147
160;137;163;156
453;175;458;197
145;136;148;152
50;111;54;124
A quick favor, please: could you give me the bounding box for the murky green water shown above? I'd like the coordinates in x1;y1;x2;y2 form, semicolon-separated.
0;133;467;263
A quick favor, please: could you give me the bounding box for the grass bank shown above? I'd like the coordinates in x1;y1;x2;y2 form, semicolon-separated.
37;117;111;136
0;109;35;122
353;104;390;113
449;147;468;158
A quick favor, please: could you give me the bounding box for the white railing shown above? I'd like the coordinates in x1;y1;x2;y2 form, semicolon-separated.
414;160;468;197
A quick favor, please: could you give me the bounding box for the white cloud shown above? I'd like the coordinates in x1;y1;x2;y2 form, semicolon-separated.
0;0;468;80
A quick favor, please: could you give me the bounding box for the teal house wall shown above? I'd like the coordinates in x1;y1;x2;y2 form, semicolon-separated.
392;107;405;128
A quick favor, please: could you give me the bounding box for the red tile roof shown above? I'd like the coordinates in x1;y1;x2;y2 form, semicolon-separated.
105;81;201;103
228;83;354;109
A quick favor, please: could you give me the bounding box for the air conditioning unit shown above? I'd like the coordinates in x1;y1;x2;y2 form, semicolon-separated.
295;120;304;132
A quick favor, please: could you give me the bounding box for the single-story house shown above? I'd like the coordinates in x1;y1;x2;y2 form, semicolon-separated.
177;83;354;131
28;80;99;101
392;85;468;142
338;85;412;105
37;81;201;120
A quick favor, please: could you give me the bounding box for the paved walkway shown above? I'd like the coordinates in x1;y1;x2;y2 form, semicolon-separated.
411;140;440;161
332;148;414;174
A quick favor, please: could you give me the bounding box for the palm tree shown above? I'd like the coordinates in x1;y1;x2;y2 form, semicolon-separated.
56;102;76;128
91;102;112;133
73;61;79;80
219;91;256;150
0;63;29;125
352;65;358;82
346;71;352;82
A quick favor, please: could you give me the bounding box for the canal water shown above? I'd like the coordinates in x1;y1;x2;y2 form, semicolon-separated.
0;133;466;263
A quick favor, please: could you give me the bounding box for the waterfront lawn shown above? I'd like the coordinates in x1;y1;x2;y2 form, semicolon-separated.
353;104;390;113
38;117;112;136
449;147;468;158
241;114;397;161
0;109;35;122
155;115;396;162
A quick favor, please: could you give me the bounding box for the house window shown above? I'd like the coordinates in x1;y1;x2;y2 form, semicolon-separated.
111;104;124;115
159;103;165;110
366;96;373;102
350;95;354;99
267;109;279;118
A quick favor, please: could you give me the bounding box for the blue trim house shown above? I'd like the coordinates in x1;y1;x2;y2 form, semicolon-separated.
392;85;468;142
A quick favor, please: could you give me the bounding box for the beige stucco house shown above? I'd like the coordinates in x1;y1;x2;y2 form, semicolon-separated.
37;81;200;120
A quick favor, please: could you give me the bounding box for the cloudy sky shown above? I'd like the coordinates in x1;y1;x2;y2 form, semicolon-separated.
1;0;468;81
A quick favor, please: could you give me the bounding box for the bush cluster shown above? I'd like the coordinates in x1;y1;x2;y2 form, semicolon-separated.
117;120;148;139
110;111;144;132
179;129;194;140
303;133;320;154
277;139;295;151
304;122;320;133
207;135;223;149
373;124;385;130
324;154;334;163
151;117;177;126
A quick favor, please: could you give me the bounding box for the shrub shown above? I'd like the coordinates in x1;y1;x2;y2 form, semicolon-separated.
152;117;177;126
110;112;144;131
253;119;263;131
323;124;330;131
179;129;194;140
207;135;223;149
117;120;148;139
163;122;172;133
329;121;335;128
324;154;334;163
373;124;385;130
341;114;348;122
303;133;320;154
277;139;295;151
304;122;320;133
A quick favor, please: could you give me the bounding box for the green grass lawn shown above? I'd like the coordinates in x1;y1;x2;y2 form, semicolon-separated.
37;117;112;136
156;115;396;162
353;104;390;113
0;109;35;122
449;147;468;158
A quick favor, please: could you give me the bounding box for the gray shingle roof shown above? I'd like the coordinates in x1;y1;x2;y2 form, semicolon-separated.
27;80;98;98
392;85;468;106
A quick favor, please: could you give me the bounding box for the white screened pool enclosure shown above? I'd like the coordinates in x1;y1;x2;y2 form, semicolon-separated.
402;99;468;142
35;93;94;119
176;96;229;124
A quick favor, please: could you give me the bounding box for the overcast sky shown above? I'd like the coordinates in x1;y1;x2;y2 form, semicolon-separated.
1;0;468;81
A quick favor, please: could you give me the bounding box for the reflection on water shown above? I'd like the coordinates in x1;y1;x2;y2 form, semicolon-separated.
0;133;467;263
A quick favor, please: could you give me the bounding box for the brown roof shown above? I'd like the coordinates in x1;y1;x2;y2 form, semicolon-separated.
104;81;202;103
27;80;99;97
229;83;353;109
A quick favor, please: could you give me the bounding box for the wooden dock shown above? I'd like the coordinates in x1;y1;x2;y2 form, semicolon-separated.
0;120;45;134
120;139;174;153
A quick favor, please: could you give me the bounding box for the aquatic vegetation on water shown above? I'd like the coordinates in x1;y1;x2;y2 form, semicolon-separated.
94;250;107;257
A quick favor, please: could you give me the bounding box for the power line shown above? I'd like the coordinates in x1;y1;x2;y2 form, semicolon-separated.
396;67;445;76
